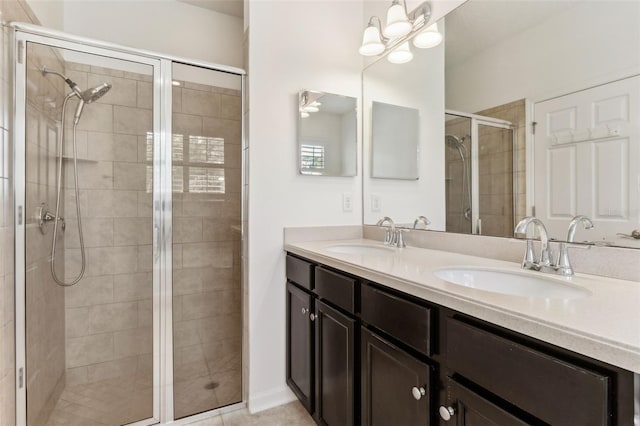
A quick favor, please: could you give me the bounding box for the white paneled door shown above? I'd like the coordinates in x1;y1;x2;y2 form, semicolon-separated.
534;75;640;244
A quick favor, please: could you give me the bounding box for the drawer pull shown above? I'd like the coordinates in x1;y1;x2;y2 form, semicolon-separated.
411;386;426;400
438;405;455;421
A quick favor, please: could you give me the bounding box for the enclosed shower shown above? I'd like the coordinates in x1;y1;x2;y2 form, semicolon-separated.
14;24;245;426
445;111;517;238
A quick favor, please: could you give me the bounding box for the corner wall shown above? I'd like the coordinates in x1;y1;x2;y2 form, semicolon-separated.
246;0;363;412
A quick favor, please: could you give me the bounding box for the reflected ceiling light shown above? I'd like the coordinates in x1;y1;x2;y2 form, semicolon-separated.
387;42;413;64
383;0;412;38
172;80;181;86
413;22;442;48
359;1;442;62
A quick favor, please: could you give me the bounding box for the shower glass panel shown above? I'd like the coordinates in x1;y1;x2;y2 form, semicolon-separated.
171;63;243;419
23;41;154;426
444;113;472;234
477;124;515;237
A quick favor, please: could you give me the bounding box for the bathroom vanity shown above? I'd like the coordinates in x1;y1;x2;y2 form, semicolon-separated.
284;239;639;425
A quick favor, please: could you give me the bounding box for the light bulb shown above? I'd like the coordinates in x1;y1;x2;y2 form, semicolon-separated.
300;111;310;118
413;23;443;49
387;42;413;64
359;25;385;56
383;1;412;38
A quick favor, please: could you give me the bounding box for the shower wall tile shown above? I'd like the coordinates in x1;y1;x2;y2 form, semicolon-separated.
86;131;116;161
181;89;220;117
173;112;203;135
114;106;152;135
114;134;139;162
75;102;114;133
90;65;124;78
114;217;152;246
114;327;152;357
114;162;147;190
219;94;242;120
137;81;152;110
65;275;114;308
66;333;115;368
174;216;204;243
113;272;152;302
64;217;114;249
202;117;241;143
66;301;138;338
64;160;114;190
86;356;139;383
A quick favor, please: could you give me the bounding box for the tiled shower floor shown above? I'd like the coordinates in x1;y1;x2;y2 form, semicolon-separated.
44;369;243;426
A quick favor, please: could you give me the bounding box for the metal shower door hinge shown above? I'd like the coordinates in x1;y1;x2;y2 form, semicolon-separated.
18;367;24;388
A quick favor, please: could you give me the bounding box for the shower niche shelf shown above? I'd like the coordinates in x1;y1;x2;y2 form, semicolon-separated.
61;156;98;163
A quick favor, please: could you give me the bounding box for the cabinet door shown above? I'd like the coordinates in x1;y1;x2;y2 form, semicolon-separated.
287;282;314;413
315;301;355;426
442;378;530;426
361;327;431;426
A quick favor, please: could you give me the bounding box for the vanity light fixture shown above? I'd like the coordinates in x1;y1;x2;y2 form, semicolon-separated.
359;0;442;63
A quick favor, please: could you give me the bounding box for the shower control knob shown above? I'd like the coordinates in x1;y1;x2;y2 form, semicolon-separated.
439;405;456;421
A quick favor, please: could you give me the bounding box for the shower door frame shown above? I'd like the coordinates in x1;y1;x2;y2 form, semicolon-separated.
445;109;517;235
12;23;246;426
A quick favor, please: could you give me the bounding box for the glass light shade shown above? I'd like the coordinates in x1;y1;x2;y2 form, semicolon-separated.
413;23;443;48
300;111;310;118
302;105;319;113
387;42;413;64
359;25;385;56
383;3;412;38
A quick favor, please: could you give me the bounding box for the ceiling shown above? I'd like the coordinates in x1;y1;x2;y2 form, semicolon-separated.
445;1;578;68
176;0;243;18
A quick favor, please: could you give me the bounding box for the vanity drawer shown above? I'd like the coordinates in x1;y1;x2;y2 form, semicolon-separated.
286;255;314;291
360;283;432;356
445;317;610;426
315;267;356;314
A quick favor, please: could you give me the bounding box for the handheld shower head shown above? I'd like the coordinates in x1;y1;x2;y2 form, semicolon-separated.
73;83;112;125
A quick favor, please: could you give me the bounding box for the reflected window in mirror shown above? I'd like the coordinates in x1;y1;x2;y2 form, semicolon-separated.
298;90;357;177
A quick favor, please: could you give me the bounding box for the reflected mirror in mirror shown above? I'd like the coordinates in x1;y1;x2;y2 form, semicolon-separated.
298;90;357;176
371;101;419;180
362;0;640;248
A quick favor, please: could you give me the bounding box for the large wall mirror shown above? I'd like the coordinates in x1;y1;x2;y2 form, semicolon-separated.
362;0;640;249
298;90;357;176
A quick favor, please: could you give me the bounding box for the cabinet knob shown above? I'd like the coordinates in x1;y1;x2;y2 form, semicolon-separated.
301;307;308;316
411;386;426;400
438;405;455;421
309;313;316;322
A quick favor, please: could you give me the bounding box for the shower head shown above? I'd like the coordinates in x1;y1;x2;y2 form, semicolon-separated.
445;134;465;149
73;82;111;125
79;83;112;104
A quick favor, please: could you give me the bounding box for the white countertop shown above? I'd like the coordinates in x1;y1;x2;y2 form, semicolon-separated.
285;238;640;373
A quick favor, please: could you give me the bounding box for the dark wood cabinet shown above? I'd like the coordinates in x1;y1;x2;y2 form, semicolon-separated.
441;378;530;425
285;252;634;426
361;327;432;426
315;300;356;426
286;281;315;413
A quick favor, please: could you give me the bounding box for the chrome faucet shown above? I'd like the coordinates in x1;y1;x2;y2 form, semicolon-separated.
515;216;551;269
376;216;406;248
413;215;431;229
556;215;594;276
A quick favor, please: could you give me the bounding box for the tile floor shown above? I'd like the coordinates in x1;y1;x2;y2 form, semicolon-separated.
186;401;315;426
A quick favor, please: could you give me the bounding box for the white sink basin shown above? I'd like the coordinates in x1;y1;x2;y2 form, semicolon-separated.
325;244;394;255
433;268;591;300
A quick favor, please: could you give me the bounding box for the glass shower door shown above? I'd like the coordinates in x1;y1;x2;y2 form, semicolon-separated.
16;34;160;426
171;63;243;419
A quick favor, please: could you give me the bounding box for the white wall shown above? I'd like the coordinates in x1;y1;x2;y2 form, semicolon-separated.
27;0;244;68
446;1;640;112
247;0;363;412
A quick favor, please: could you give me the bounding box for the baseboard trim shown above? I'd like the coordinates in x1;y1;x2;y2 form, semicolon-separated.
248;386;297;414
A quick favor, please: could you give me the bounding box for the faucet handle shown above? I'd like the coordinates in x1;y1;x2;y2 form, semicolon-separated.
522;239;536;267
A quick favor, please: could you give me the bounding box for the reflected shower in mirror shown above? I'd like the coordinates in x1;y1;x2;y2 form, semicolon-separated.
362;0;640;248
298;90;357;176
